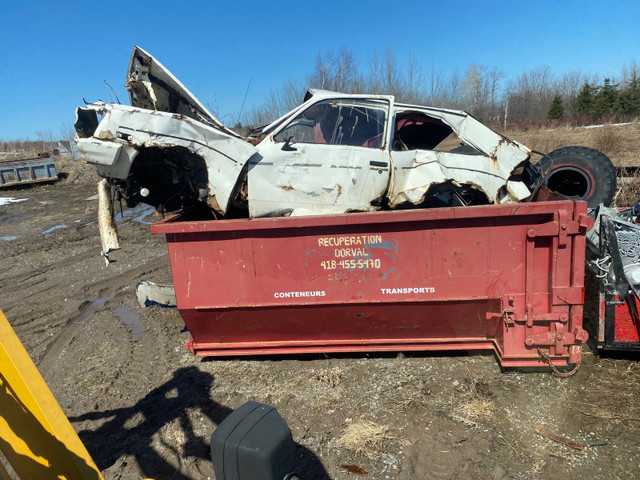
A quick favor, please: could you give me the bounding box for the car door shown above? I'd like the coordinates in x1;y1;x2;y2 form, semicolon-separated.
249;96;393;217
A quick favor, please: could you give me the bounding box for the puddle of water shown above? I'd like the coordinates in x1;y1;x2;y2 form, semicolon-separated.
115;204;155;225
115;306;146;337
83;296;109;318
42;225;68;235
0;197;28;206
75;296;110;323
1;236;17;241
91;296;110;308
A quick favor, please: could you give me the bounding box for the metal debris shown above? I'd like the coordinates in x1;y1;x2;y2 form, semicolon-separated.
535;426;586;451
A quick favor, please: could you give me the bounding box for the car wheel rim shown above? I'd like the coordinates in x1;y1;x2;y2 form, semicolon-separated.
545;166;593;200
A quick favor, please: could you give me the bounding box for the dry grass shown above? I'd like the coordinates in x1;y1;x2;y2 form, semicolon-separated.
498;434;536;462
593;125;624;156
450;364;495;426
309;367;344;387
571;362;640;428
507;121;640;166
612;169;640;206
335;419;395;459
452;399;494;424
385;378;431;412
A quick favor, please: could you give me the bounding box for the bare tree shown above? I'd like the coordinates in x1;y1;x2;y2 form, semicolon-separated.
59;123;76;142
441;69;464;108
426;62;444;104
487;67;506;119
366;48;383;95
312;52;331;90
461;64;486;113
334;48;359;93
307;49;360;94
459;64;504;122
245;78;307;127
382;49;401;97
506;66;555;121
621;61;639;86
403;53;424;104
35;130;55;153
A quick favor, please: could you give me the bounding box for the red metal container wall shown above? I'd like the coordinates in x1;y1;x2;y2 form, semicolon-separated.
152;201;591;368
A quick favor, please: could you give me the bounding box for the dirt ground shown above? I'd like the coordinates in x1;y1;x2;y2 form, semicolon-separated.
2;167;640;480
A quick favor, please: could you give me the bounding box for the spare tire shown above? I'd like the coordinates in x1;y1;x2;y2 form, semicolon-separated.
537;146;617;208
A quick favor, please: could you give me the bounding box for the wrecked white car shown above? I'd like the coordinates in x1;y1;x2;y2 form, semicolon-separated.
75;46;616;245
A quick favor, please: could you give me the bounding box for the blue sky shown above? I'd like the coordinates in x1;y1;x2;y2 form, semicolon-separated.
0;0;638;140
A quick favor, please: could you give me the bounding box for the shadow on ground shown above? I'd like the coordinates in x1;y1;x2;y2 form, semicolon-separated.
70;366;330;479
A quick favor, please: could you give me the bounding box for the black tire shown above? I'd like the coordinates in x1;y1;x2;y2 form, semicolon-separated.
537;146;617;208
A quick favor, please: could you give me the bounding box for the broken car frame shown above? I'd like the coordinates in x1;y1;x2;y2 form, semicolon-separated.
75;46;613;255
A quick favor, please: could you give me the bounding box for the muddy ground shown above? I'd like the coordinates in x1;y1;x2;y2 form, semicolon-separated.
1;170;640;480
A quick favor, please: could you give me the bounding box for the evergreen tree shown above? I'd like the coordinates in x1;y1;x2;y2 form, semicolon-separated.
615;71;640;114
547;93;565;119
575;82;595;115
593;78;618;116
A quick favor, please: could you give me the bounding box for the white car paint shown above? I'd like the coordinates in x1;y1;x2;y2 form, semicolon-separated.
76;47;535;221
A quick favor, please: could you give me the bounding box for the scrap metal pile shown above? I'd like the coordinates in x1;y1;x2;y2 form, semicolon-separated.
587;201;640;349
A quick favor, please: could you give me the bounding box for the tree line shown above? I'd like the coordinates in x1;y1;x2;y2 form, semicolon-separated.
243;48;639;130
556;74;640;119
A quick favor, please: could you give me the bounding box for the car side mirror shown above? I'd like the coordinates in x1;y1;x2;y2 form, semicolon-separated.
281;136;297;152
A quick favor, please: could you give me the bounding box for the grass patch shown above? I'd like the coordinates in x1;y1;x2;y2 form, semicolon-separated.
335;419;395;459
613;169;640;207
508;121;640;167
309;367;344;387
450;364;496;426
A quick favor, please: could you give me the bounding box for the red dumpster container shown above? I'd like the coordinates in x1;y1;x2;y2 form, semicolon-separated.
152;200;592;369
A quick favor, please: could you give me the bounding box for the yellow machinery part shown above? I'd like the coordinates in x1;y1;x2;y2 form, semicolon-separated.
0;308;103;480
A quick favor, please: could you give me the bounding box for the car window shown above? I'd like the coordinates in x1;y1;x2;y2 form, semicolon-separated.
274;99;387;148
393;110;481;154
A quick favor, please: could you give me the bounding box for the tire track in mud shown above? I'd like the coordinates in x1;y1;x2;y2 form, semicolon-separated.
117;322;172;400
38;297;110;377
0;248;97;287
1;246;104;360
68;316;178;475
0;246;98;323
38;258;172;376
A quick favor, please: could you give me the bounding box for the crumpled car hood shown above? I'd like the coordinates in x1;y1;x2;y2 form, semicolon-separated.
126;46;238;137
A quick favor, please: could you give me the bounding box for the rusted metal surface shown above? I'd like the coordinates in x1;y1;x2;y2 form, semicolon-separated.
152;200;591;370
535;426;586;451
0;157;57;188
